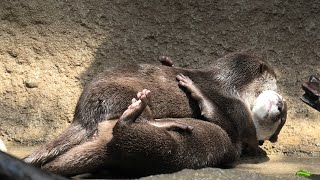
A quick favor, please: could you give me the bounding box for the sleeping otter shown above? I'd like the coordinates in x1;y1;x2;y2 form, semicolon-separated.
24;53;282;168
38;75;286;177
109;88;242;177
108;88;286;177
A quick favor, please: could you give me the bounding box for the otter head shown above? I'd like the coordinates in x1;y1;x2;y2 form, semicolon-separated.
251;90;287;143
214;53;278;109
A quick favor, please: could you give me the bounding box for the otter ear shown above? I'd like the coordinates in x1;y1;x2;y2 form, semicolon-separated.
259;62;277;78
259;63;268;74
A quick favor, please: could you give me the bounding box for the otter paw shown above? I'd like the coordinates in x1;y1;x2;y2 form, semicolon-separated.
159;56;174;67
120;89;151;123
176;73;194;89
137;89;151;105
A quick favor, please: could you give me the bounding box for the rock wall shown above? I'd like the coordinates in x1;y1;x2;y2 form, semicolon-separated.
0;0;319;155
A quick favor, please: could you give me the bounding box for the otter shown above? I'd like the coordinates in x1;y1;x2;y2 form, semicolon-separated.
108;88;242;177
38;75;286;177
108;88;287;177
24;53;281;167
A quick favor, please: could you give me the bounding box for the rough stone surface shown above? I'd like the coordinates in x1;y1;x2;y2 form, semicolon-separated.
143;168;304;180
0;0;319;159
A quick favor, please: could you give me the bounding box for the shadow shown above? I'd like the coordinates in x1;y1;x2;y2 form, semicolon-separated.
79;0;241;85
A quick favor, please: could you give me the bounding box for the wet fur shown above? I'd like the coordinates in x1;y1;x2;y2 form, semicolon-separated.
24;53;278;167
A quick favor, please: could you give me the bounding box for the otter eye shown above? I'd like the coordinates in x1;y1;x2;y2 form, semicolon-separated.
259;63;267;74
278;106;282;112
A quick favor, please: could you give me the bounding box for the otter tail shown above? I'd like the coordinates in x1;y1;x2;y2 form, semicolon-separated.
23;122;88;166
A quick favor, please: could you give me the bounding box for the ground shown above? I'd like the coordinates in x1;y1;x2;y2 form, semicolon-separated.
0;0;319;175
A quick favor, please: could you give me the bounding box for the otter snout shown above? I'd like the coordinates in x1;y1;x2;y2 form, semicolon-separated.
252;90;287;141
277;101;283;112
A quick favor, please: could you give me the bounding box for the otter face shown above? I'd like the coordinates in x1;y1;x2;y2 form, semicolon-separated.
251;90;286;142
241;70;278;109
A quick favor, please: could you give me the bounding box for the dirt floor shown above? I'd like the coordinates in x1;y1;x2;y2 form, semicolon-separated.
5;144;320;178
0;0;319;172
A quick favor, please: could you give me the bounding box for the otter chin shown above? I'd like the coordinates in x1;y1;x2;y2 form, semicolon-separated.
252;90;287;142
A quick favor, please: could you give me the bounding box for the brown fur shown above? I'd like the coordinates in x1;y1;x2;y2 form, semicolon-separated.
109;119;240;177
42;84;245;177
24;53;278;167
43;79;287;177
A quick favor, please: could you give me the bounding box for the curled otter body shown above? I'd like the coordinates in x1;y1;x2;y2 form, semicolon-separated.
40;86;286;177
41;85;244;177
24;53;280;168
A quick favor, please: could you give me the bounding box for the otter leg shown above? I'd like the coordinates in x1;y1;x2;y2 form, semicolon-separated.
119;89;194;132
147;120;193;132
176;73;218;119
119;89;151;123
23;123;87;166
177;74;259;155
41;120;117;177
41;138;107;177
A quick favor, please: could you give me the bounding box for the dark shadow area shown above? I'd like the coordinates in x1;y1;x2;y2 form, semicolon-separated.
79;0;241;85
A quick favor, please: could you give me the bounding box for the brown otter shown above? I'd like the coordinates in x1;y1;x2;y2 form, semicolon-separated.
108;88;242;177
24;53;281;167
38;76;286;177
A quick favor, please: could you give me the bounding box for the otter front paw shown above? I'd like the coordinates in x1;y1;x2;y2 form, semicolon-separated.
176;74;202;100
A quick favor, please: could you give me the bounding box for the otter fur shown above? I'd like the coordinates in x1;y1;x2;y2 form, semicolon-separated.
39;81;286;177
109;88;242;177
24;53;281;167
